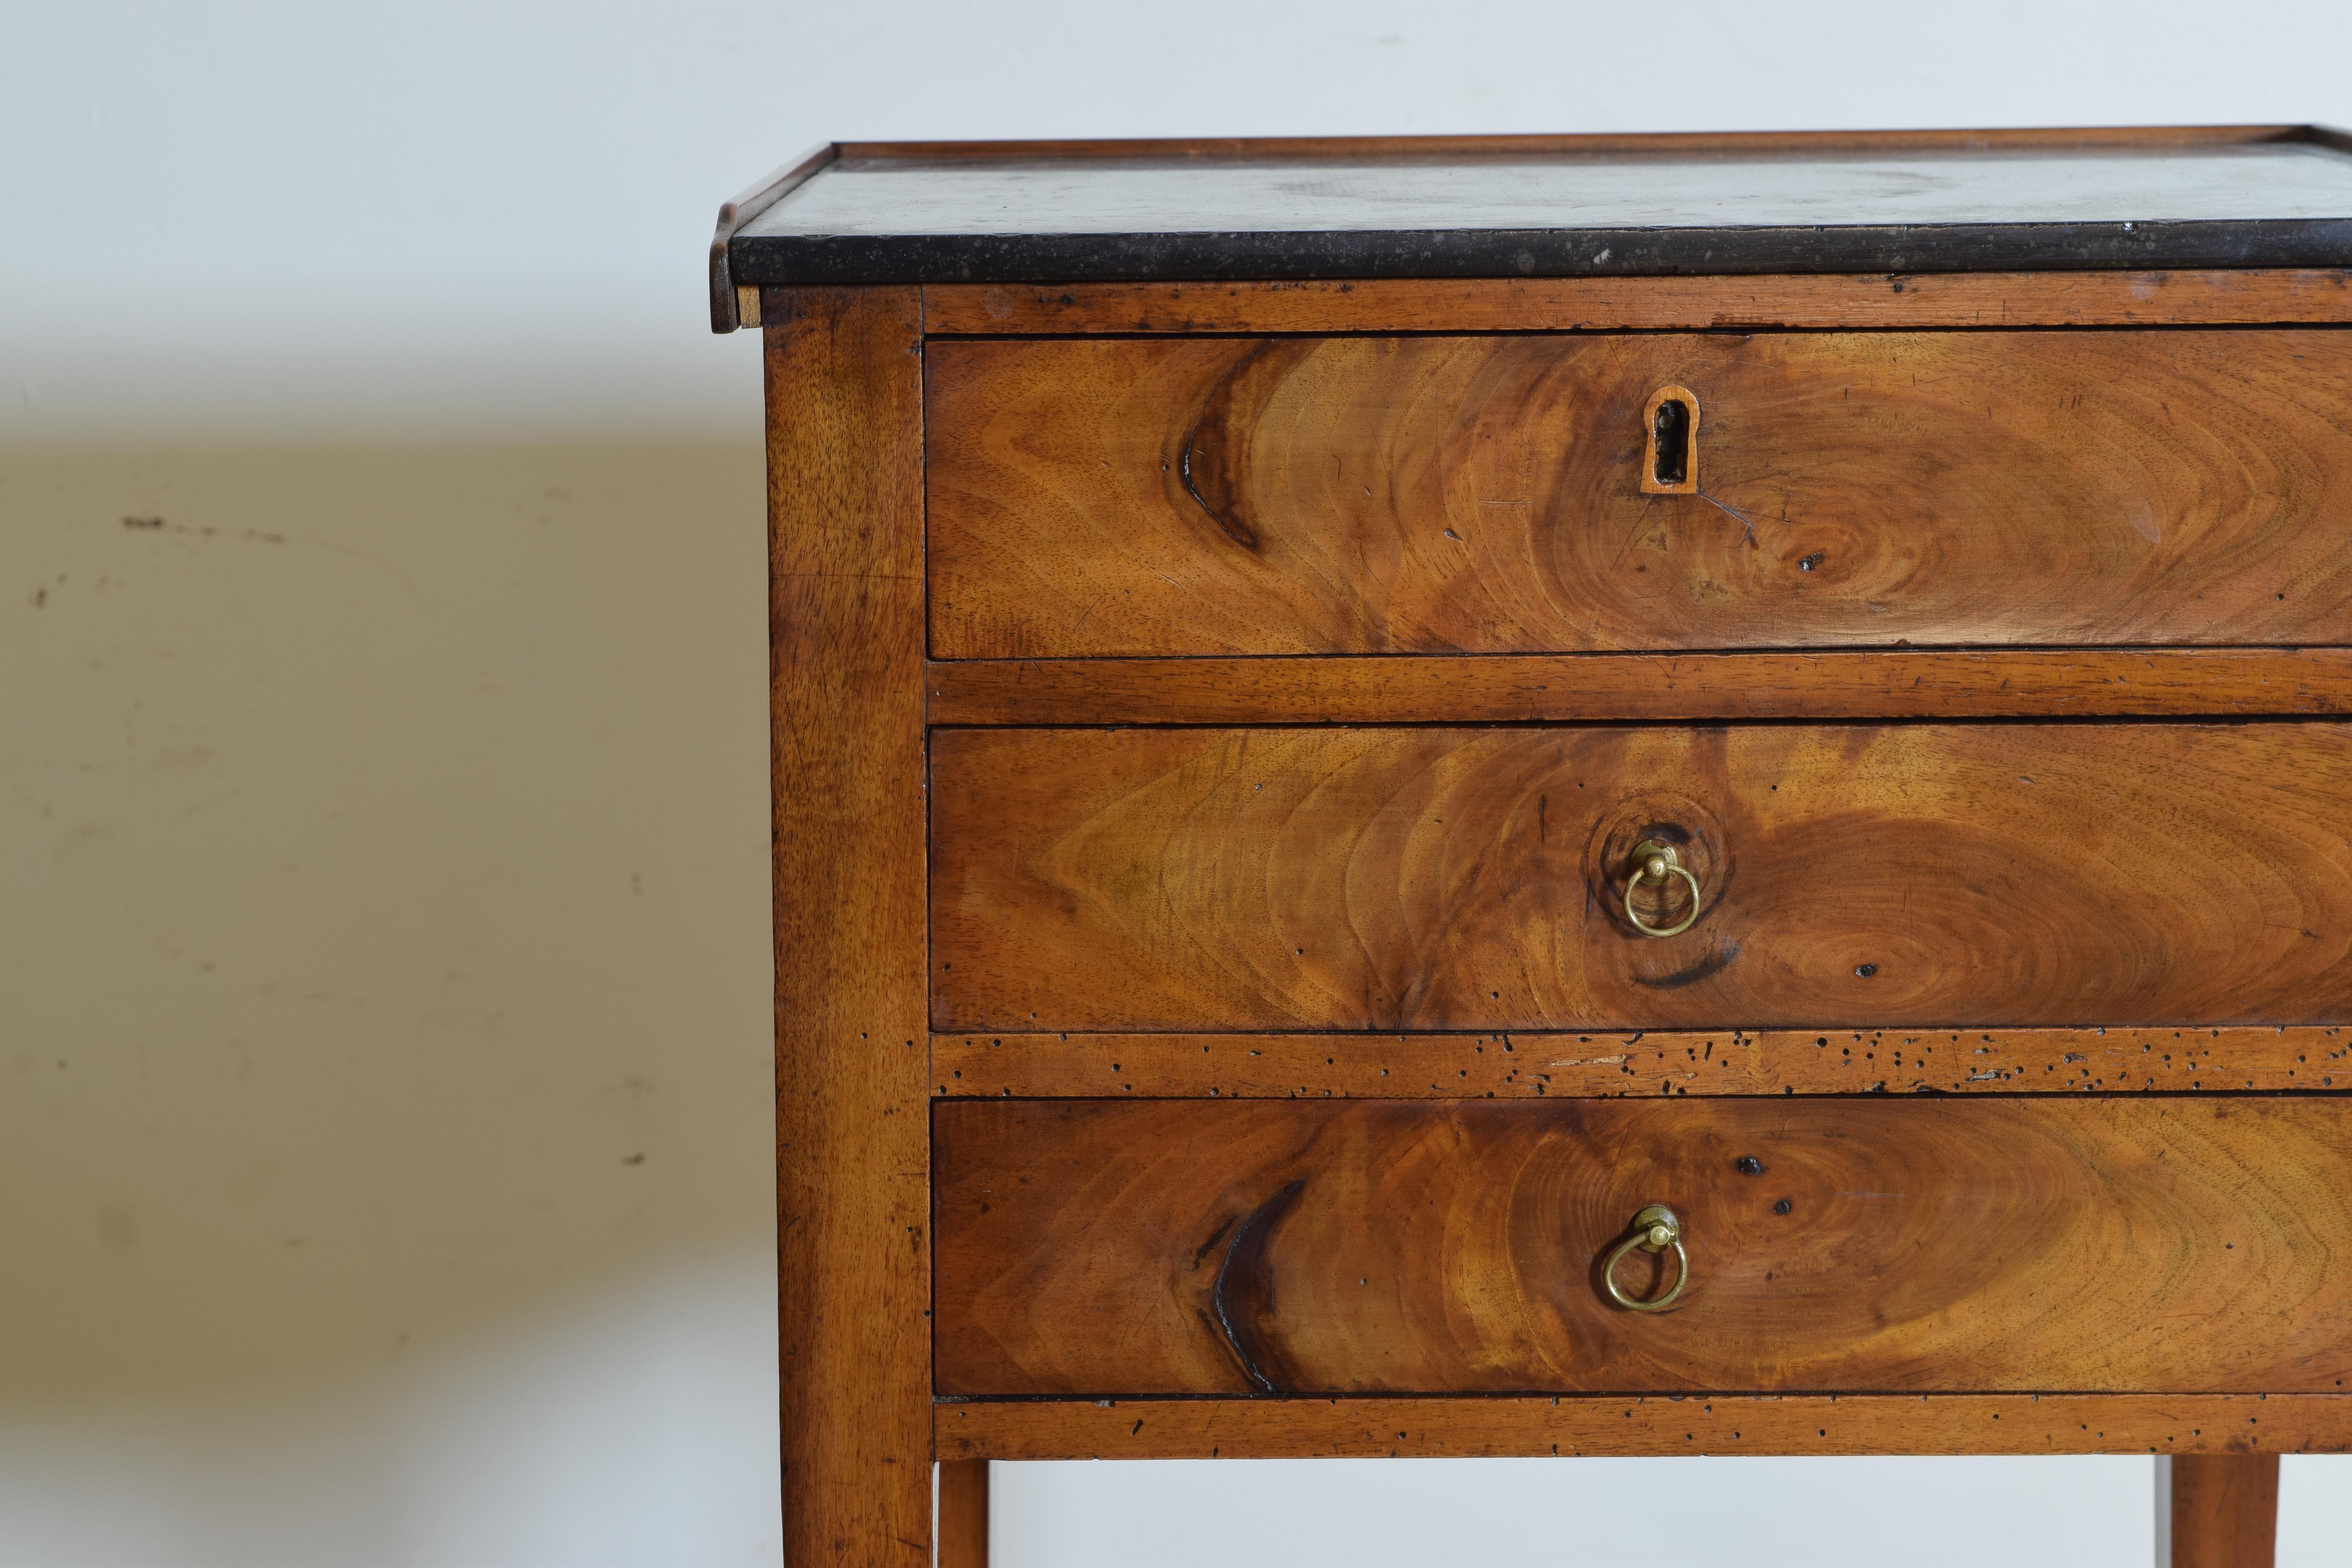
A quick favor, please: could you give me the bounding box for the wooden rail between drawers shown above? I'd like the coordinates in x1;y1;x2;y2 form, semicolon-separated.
920;269;2352;335
926;650;2352;725
934;1394;2352;1461
931;1027;2350;1099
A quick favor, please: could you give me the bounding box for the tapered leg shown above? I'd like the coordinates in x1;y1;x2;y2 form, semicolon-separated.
938;1461;990;1568
771;285;933;1564
2169;1454;2279;1568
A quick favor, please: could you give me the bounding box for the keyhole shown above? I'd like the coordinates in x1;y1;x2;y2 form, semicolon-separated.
1653;399;1690;486
1640;386;1700;494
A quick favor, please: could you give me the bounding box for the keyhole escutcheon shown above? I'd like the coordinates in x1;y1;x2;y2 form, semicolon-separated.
1641;385;1700;495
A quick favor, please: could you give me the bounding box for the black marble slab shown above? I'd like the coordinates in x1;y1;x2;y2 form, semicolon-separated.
726;133;2352;285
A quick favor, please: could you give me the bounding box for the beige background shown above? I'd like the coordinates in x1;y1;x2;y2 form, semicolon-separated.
8;0;2352;1563
1;442;778;1562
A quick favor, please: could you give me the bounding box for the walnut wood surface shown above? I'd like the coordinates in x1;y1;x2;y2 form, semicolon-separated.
936;1461;988;1568
926;331;2352;659
929;724;2352;1033
770;287;932;1564
2171;1454;2280;1567
936;1393;2352;1461
932;1098;2352;1397
930;1027;2352;1099
925;650;2352;726
921;270;2352;335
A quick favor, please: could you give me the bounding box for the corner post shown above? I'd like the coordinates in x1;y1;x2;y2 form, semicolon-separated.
769;285;931;1564
937;1459;989;1568
2167;1453;2280;1568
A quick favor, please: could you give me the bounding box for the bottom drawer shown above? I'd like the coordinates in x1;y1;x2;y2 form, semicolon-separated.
933;1098;2352;1396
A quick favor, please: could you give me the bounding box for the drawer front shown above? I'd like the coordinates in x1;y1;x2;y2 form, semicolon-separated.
931;722;2352;1031
927;330;2352;657
933;1098;2352;1396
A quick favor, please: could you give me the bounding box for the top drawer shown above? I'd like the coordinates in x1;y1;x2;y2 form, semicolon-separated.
927;330;2352;658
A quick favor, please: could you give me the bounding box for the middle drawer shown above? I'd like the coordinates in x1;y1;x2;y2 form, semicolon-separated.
931;722;2352;1031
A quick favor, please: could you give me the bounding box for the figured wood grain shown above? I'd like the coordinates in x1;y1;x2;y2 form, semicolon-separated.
929;1027;2352;1099
770;287;931;1564
926;331;2352;658
935;1393;2352;1461
929;724;2352;1033
2171;1454;2280;1567
920;270;2352;334
924;650;2352;726
931;1098;2352;1397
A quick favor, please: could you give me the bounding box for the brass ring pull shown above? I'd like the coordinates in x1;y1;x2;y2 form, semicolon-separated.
1623;838;1702;938
1602;1203;1690;1313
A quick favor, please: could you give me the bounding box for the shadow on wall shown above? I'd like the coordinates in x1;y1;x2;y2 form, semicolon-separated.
0;440;780;1566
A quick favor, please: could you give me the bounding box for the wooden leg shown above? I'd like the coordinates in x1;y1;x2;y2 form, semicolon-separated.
771;285;933;1564
2169;1454;2280;1568
938;1460;989;1568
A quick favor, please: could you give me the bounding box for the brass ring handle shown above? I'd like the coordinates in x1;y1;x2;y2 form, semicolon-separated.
1602;1203;1690;1313
1623;838;1702;938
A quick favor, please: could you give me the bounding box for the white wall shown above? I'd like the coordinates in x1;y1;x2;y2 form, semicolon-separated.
16;0;2352;445
5;3;2350;1564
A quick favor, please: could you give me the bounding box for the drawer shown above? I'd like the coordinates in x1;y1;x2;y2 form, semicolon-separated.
932;1097;2352;1396
930;722;2352;1031
926;330;2352;657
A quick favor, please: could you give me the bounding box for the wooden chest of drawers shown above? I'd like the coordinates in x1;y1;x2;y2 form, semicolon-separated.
716;127;2352;1567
